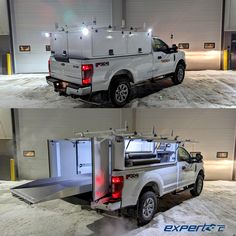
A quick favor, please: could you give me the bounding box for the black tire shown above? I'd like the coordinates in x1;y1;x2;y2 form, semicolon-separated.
190;175;204;197
172;63;185;85
137;191;157;226
109;78;131;107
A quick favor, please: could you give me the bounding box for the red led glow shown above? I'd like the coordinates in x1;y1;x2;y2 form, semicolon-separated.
82;64;93;71
111;176;124;200
112;176;124;184
81;64;93;86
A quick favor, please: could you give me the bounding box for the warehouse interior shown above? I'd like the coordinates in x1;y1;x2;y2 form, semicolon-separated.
0;108;235;235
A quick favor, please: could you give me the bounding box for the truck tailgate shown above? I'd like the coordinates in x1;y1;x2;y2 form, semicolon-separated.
50;58;82;85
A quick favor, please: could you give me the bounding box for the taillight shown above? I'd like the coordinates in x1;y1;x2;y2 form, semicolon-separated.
81;64;93;86
111;176;124;200
48;59;51;75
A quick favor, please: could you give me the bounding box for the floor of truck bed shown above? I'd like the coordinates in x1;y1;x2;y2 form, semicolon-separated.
11;175;92;204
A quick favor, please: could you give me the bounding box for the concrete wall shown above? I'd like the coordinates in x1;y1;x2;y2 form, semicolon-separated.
0;109;13;180
225;0;236;31
0;0;9;35
0;109;13;139
125;0;223;70
10;0;112;73
135;109;236;181
15;109;133;179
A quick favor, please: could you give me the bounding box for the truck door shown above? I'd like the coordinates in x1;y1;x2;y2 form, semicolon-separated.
92;138;110;202
152;38;175;77
48;140;78;178
177;147;195;188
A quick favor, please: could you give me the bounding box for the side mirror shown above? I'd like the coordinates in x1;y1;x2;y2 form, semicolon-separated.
190;154;203;163
170;44;178;53
196;153;203;162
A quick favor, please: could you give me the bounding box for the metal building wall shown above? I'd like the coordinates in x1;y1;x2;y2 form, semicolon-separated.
14;109;129;180
225;0;236;31
135;109;236;181
9;0;112;73
0;109;13;180
126;0;223;70
0;0;9;35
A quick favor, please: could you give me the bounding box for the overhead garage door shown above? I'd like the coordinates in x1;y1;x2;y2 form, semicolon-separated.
135;109;236;181
10;0;112;73
126;0;223;70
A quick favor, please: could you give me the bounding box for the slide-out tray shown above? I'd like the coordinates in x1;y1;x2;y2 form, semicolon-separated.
11;174;92;204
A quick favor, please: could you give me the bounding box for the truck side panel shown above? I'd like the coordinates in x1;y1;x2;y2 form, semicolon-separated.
113;163;178;208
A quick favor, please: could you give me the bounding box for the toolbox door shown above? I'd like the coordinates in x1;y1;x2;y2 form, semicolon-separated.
51;31;69;60
92;138;110;202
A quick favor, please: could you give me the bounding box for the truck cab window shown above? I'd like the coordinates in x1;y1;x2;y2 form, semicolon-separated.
152;38;169;52
178;147;191;162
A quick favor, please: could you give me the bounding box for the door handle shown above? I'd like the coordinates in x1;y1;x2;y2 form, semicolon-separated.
182;166;187;170
158;56;162;60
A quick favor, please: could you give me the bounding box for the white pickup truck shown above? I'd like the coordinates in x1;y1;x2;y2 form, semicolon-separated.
46;26;186;107
12;131;204;226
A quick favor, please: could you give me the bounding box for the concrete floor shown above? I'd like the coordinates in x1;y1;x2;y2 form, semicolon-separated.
0;71;235;108
0;181;235;236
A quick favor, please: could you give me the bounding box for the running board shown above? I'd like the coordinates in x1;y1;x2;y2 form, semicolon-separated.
172;187;194;195
11;175;92;204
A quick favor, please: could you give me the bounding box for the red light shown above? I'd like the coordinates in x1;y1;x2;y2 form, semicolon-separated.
81;64;93;86
111;176;124;200
82;64;93;71
112;176;123;184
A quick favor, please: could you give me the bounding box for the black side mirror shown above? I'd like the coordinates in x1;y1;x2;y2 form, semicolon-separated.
170;44;178;53
196;153;203;162
190;154;203;163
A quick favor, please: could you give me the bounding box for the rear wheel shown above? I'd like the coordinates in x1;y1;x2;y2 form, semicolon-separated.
110;78;131;107
137;191;157;226
172;63;185;85
190;175;204;197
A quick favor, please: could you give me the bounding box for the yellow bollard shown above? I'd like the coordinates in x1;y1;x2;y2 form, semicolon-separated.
7;53;12;75
10;159;16;181
223;50;228;71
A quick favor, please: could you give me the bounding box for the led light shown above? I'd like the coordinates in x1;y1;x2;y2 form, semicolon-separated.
82;27;89;36
148;28;153;33
44;32;50;38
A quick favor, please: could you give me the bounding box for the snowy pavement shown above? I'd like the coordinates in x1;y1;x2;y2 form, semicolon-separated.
0;71;235;108
0;181;235;236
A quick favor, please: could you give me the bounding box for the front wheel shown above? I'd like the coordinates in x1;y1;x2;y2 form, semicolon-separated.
137;191;157;226
110;79;131;107
190;175;204;197
172;63;185;85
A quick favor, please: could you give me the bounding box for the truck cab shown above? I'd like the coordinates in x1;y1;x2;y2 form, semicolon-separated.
47;26;186;107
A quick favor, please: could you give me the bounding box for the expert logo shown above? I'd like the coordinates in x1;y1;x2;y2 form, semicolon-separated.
164;224;225;233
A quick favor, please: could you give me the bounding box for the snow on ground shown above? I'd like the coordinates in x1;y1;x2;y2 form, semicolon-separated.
0;71;235;108
0;181;235;236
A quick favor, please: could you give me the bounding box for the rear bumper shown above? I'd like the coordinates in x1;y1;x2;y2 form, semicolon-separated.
91;200;121;211
46;76;91;96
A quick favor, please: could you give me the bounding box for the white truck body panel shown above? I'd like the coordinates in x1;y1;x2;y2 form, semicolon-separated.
51;27;152;59
47;26;186;100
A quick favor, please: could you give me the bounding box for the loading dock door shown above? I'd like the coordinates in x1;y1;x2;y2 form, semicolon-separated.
231;34;236;70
